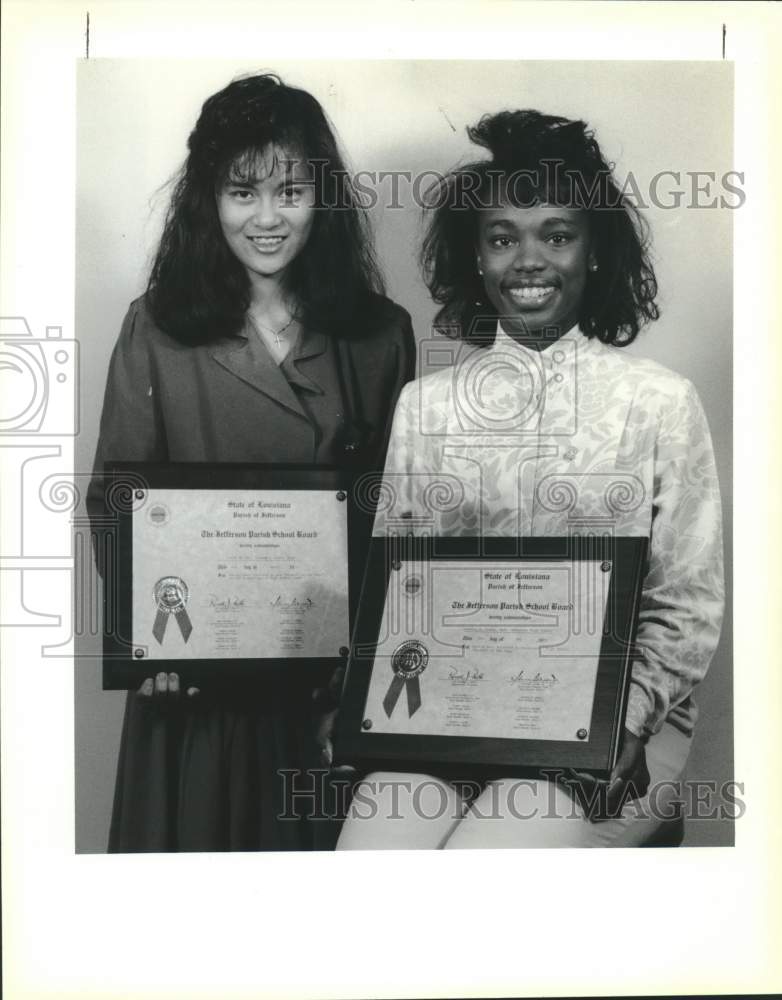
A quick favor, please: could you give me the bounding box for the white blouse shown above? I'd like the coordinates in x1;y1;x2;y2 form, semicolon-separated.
372;323;725;739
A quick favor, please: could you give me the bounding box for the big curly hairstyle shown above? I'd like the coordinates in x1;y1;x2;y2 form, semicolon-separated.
147;73;384;344
421;110;660;345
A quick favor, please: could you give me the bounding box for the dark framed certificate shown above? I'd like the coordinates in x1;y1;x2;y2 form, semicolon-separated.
334;535;647;779
102;462;362;689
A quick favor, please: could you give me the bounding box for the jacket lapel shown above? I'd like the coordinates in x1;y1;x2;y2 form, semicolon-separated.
283;330;328;394
209;332;306;418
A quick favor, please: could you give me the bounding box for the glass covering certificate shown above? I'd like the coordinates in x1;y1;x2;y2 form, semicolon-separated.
132;488;349;659
361;559;611;742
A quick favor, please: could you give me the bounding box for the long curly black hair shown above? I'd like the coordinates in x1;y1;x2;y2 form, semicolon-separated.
147;73;385;344
421;110;659;345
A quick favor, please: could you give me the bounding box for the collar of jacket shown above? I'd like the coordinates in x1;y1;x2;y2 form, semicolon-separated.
208;324;328;417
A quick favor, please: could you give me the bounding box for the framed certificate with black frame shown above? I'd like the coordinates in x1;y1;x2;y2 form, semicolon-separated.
334;535;647;779
102;462;365;689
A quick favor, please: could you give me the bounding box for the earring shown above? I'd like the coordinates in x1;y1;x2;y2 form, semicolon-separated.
477;258;484;276
589;260;599;272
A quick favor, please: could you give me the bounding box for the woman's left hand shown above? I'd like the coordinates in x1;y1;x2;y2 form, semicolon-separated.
568;728;650;822
603;729;650;817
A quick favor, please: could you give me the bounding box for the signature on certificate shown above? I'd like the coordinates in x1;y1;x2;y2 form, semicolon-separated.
208;594;247;610
448;667;485;684
270;595;315;610
509;670;558;685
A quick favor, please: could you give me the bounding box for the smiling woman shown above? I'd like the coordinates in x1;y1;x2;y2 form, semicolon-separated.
337;109;723;850
216;150;319;361
88;73;415;852
421;110;659;350
477;203;591;336
216;153;317;281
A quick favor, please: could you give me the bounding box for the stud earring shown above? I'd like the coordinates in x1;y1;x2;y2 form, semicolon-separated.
589;260;599;272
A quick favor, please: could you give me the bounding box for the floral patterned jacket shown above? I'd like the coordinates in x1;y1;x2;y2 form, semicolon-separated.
372;324;725;739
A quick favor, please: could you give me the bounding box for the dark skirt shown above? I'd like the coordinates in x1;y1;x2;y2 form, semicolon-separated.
108;673;335;853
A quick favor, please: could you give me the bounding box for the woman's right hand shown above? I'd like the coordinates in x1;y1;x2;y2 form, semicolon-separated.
312;666;354;774
138;672;200;698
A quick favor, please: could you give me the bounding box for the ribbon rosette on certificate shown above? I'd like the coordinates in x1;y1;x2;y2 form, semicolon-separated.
336;537;647;777
151;576;193;644
103;466;354;688
382;640;429;718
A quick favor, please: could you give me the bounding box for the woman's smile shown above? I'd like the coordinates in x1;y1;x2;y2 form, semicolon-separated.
246;233;288;253
477;201;590;337
216;145;316;284
503;282;559;307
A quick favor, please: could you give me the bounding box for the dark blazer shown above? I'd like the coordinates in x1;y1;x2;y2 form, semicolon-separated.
92;292;415;852
88;293;416;516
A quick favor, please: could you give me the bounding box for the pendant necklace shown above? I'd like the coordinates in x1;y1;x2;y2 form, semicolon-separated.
250;313;296;347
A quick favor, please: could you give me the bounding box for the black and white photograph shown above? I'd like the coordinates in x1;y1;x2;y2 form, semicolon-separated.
2;2;780;998
76;57;733;853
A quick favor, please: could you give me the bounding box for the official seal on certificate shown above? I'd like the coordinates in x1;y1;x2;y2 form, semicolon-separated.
382;639;430;718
